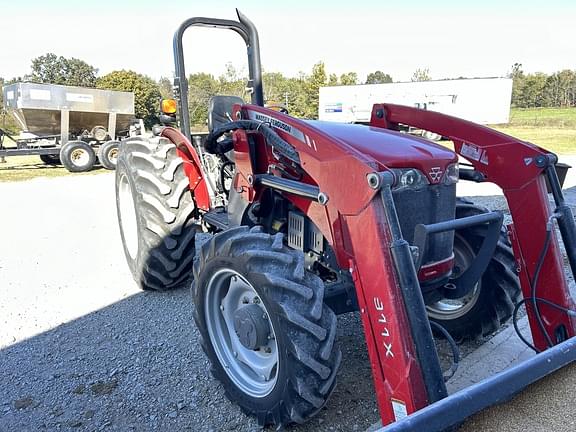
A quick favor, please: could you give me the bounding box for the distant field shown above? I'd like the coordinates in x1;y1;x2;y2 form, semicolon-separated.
490;107;576;154
508;107;576;128
0;155;108;182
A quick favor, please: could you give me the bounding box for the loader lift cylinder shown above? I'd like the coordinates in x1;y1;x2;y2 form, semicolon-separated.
544;161;576;282
377;172;448;404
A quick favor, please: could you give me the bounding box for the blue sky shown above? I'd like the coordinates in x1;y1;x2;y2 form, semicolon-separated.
2;0;575;82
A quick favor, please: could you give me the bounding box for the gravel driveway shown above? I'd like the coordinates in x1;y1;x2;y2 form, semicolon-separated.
0;174;379;431
2;159;575;432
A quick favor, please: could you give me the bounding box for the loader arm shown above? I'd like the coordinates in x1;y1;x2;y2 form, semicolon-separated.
371;103;576;351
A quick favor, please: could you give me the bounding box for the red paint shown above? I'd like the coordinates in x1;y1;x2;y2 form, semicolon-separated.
167;101;576;426
160;127;211;211
418;255;454;282
372;103;576;352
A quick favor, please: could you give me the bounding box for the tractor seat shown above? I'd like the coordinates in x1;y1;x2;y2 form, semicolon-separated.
208;95;245;132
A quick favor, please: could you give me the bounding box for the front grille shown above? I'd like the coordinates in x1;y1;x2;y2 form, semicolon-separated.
392;184;456;265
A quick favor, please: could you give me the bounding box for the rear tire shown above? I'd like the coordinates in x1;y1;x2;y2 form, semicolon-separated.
98;140;120;170
426;200;521;339
193;226;341;428
59;141;96;172
115;136;198;291
39;154;61;165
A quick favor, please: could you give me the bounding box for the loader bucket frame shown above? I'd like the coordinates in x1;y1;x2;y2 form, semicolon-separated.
370;104;576;431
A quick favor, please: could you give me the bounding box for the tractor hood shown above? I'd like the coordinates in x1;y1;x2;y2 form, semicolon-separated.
307;121;458;183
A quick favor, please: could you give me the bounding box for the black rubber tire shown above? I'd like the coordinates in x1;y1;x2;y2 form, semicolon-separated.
427;199;521;340
39;154;61;165
193;226;341;428
91;125;108;142
59;140;96;172
98;140;120;170
115;136;198;291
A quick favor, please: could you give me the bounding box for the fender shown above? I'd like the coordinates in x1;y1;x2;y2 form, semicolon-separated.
160;127;211;211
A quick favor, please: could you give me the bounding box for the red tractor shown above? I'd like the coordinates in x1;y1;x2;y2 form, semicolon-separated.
115;10;576;431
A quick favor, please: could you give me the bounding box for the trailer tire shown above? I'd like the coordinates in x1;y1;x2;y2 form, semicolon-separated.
193;226;341;428
39;154;61;165
91;125;108;142
98;140;120;170
115;136;199;291
426;199;521;340
59;140;96;172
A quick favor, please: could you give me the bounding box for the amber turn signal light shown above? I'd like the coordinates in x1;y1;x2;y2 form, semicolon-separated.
161;98;178;114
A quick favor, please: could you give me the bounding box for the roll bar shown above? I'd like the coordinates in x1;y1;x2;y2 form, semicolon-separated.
172;9;264;138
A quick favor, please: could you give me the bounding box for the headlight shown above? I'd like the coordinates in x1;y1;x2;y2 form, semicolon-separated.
391;168;429;191
443;163;459;185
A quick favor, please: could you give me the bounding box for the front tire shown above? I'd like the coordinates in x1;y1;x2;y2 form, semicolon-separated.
193;227;341;428
115;136;198;291
426;200;521;339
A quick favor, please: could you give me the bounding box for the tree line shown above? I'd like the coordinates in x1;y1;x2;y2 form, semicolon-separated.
509;63;576;108
0;53;418;133
2;54;575;136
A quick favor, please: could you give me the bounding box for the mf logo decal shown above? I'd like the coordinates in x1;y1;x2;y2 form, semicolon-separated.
429;167;443;183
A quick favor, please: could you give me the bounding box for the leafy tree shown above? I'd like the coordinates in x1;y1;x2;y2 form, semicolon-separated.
26;53;98;87
263;72;293;108
339;72;358;86
366;70;393;84
0;77;20;134
509;63;526;107
158;77;173;99
218;63;246;99
411;68;432;82
544;70;576;107
96;70;161;127
187;72;220;127
328;73;339;86
303;62;327;118
517;73;547;107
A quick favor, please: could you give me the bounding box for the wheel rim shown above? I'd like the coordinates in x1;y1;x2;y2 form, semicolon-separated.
108;147;119;165
205;268;279;398
426;234;481;320
70;148;90;167
118;173;139;259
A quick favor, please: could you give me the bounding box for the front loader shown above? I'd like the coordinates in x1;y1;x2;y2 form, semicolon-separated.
114;10;576;430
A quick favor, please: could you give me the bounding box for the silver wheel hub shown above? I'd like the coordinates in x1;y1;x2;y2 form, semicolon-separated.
205;269;279;398
71;148;89;166
426;234;481;320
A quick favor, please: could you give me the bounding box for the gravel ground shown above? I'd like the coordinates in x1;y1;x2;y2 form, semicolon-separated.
1;162;575;432
0;174;380;432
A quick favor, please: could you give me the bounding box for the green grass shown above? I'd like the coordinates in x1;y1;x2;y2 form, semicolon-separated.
508;107;576;128
0;155;109;182
488;107;576;155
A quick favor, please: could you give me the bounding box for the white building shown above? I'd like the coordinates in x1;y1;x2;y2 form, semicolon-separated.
319;77;513;125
